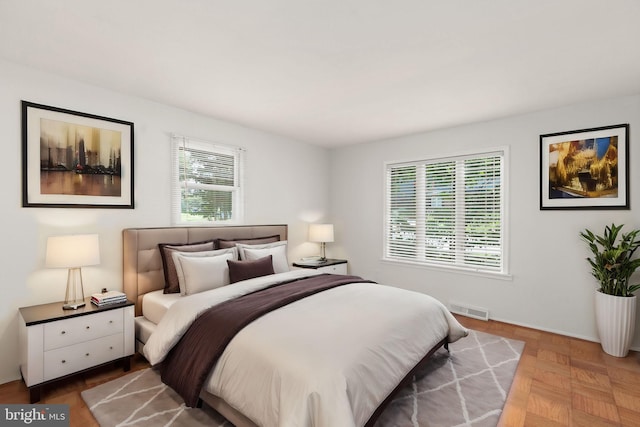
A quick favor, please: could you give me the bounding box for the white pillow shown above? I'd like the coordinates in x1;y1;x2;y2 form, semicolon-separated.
175;247;238;261
171;248;237;295
237;241;289;274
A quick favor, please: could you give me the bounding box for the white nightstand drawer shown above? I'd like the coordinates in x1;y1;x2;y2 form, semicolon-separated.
317;263;348;274
44;333;124;381
293;259;348;275
44;309;123;351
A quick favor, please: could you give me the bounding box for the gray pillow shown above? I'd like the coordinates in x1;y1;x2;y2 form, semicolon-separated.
217;235;280;249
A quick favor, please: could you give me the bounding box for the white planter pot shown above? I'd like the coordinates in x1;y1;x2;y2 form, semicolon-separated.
594;290;637;357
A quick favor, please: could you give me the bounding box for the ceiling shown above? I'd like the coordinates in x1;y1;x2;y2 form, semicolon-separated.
1;1;639;147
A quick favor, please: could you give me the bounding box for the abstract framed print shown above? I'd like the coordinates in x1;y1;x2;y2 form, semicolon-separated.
22;101;134;208
540;124;629;210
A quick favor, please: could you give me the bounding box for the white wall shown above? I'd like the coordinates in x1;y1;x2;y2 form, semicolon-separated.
330;94;640;347
0;59;330;384
4;56;639;386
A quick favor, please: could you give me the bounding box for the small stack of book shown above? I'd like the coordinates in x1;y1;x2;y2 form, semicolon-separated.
91;290;127;307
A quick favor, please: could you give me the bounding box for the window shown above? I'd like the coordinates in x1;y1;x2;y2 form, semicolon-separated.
171;134;244;224
384;148;507;275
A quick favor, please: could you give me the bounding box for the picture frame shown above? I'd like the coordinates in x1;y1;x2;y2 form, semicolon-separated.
540;124;629;210
22;101;134;208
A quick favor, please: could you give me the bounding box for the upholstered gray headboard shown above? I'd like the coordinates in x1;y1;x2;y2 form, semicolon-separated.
123;225;288;316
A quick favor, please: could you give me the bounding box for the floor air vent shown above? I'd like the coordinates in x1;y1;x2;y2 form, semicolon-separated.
449;302;489;321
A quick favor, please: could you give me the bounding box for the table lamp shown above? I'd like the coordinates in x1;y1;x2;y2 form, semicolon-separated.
46;234;100;310
308;224;334;261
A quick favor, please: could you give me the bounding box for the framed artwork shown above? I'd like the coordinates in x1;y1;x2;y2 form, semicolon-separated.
540;124;629;210
22;101;134;208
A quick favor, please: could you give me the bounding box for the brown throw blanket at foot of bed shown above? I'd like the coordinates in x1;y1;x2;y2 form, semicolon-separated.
160;274;375;407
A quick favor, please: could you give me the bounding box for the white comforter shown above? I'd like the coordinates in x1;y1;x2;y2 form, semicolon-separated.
144;270;468;427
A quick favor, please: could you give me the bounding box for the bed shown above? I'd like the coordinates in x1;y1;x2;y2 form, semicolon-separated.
123;224;468;427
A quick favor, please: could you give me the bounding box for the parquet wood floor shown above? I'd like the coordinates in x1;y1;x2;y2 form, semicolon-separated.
0;355;149;426
1;316;639;426
457;316;640;427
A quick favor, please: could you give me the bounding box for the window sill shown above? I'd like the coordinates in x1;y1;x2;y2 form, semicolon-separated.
381;257;512;281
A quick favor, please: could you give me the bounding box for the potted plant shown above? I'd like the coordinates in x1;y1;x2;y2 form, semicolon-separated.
580;223;640;357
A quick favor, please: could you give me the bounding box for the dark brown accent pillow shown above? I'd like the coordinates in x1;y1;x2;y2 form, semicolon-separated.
159;240;215;293
217;235;280;249
227;255;275;284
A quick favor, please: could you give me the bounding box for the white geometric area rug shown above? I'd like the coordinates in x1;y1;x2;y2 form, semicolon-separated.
82;329;524;427
373;329;524;427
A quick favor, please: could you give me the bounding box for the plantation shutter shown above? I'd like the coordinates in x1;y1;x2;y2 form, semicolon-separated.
387;164;418;259
171;134;244;224
462;154;503;270
385;150;505;274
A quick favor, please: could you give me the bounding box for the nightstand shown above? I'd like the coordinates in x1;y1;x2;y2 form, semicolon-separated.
19;297;135;403
292;258;348;275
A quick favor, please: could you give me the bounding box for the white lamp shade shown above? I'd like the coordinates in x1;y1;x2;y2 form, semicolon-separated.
308;224;334;243
46;234;101;268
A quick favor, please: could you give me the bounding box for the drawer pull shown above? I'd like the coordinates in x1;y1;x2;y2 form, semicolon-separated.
109;346;113;350
61;360;66;364
61;331;66;335
109;320;113;324
86;326;90;330
86;353;90;357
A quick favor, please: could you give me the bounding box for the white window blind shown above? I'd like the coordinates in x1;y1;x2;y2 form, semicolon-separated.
385;149;506;274
171;134;244;225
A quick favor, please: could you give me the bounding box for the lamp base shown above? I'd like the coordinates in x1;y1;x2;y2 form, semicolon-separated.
319;242;327;262
63;267;86;310
62;301;86;310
